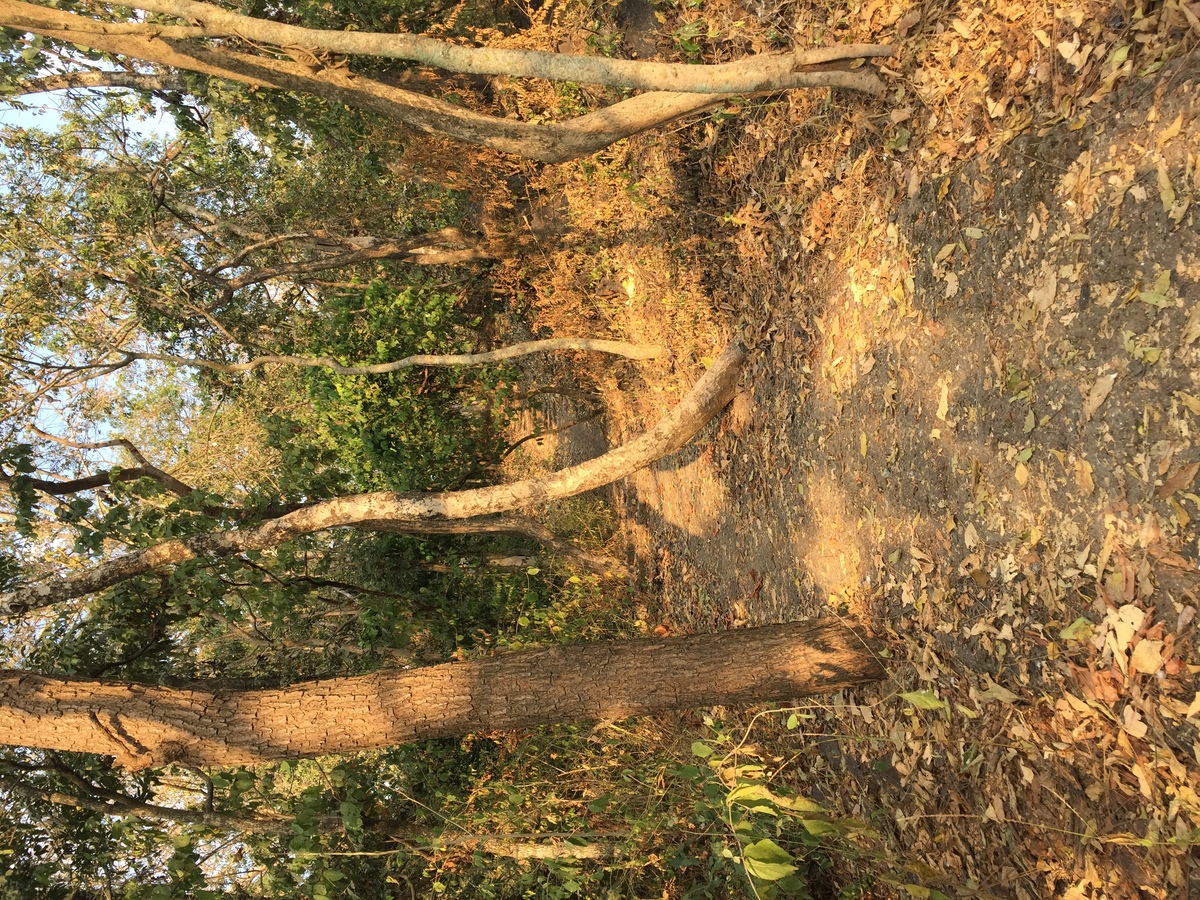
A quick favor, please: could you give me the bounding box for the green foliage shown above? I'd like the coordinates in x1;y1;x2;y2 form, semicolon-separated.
285;278;506;492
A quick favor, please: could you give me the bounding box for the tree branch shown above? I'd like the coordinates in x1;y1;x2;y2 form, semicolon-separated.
0;340;746;615
3;69;187;96
127;0;889;95
0;772;293;834
0;0;885;162
118;337;667;377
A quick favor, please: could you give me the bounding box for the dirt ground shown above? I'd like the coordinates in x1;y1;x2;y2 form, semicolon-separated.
497;0;1200;896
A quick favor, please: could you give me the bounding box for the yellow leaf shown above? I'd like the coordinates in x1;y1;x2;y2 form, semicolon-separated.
1155;113;1183;149
1015;462;1029;485
977;679;1020;703
1176;391;1200;414
1157;160;1176;213
1076;458;1095;495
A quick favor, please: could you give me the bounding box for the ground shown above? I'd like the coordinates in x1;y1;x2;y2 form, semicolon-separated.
494;0;1200;896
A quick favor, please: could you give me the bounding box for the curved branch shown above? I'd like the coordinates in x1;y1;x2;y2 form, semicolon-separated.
127;0;889;94
121;337;667;376
28;427;149;466
0;340;746;615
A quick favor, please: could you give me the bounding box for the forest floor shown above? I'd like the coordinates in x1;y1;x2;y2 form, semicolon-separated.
492;0;1200;896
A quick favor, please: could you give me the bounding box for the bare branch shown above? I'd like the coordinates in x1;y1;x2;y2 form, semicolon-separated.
4;69;187;96
119;337;668;377
0;340;746;615
357;513;630;578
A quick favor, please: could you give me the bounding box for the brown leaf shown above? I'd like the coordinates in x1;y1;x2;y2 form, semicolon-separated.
1157;461;1200;498
1082;372;1117;422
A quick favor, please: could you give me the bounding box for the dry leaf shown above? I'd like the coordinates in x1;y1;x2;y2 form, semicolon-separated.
1157;160;1176;213
1176;391;1200;414
1182;307;1200;346
1155;113;1183;148
1082;372;1117;422
1130;639;1164;676
1157;461;1200;498
964;522;979;549
1122;705;1148;739
978;679;1020;703
1029;269;1057;311
1076;458;1095;495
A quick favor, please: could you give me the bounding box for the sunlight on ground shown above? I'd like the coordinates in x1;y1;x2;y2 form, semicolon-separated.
628;449;727;539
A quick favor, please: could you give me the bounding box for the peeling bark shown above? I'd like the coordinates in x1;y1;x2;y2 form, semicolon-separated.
0;620;885;769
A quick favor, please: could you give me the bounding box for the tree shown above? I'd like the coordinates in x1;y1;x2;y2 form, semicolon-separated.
0;0;892;161
0;621;883;769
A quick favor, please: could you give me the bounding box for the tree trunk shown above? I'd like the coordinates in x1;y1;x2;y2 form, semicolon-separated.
0;339;745;615
0;621;885;769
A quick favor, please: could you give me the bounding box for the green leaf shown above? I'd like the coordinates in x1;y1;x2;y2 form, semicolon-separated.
900;690;947;710
691;741;713;758
726;783;778;813
1059;617;1093;641
741;839;797;881
786;713;799;730
799;817;841;836
774;794;825;814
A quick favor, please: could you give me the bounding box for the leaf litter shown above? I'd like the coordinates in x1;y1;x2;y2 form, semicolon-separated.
511;0;1200;895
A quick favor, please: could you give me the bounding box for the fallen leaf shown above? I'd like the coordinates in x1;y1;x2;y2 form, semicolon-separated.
1158;461;1200;498
1155;113;1183;148
1082;372;1117;422
964;522;979;549
1122;704;1148;739
978;679;1020;703
1060;617;1093;641
1076;458;1095;495
1130;639;1164;676
1176;391;1200;414
1157;161;1176;213
1029;269;1057;311
900;690;946;711
1183;308;1200;346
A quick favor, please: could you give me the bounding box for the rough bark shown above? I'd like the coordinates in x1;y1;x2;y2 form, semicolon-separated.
0;340;744;616
0;0;888;162
0;620;885;769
